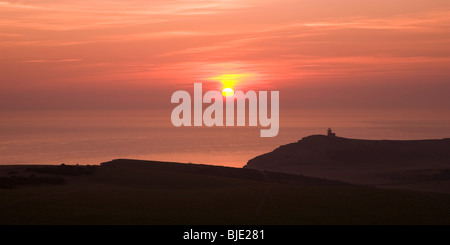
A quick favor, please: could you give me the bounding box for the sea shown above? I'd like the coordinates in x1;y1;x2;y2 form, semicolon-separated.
1;109;450;167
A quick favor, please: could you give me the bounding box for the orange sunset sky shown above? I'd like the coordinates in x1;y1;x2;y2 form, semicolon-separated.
1;0;450;114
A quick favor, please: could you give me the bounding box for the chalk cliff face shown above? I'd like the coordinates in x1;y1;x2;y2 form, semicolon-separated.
245;135;450;169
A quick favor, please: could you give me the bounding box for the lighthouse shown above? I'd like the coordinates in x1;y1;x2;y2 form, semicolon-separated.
327;128;336;137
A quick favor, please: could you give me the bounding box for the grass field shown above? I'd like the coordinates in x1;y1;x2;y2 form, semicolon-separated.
1;160;450;225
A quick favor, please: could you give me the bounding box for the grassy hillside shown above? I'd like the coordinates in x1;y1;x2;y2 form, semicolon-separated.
1;160;450;225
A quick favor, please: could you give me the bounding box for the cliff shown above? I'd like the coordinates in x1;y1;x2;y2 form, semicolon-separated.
245;135;450;169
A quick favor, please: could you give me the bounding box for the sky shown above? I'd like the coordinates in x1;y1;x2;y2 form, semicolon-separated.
1;0;450;114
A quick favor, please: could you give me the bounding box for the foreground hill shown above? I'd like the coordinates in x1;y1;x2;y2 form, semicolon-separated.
1;159;450;224
100;159;350;186
245;135;450;192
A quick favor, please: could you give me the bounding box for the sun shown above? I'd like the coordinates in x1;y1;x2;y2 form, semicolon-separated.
222;88;234;97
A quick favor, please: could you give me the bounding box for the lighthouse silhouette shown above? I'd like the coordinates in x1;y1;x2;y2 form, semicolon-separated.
327;128;336;137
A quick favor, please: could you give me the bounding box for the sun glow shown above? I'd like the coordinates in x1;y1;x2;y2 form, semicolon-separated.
210;73;254;92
